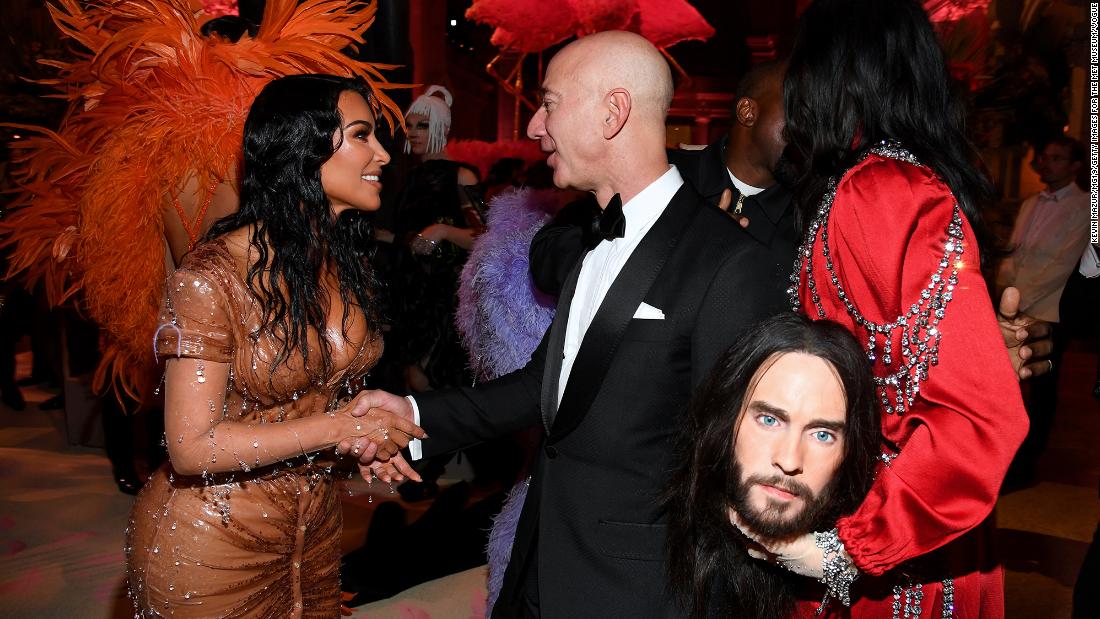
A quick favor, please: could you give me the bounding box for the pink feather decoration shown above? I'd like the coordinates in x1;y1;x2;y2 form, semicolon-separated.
632;0;715;49
923;0;991;22
445;139;545;182
466;0;574;53
566;0;633;35
467;0;714;52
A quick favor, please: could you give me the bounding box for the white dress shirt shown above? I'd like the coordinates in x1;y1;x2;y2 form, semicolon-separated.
408;166;684;459
996;182;1090;322
1079;243;1100;279
557;166;683;404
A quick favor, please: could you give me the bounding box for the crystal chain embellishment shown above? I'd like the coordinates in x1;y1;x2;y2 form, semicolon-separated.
790;141;964;414
813;528;859;614
940;578;955;618
891;578;924;619
892;577;955;619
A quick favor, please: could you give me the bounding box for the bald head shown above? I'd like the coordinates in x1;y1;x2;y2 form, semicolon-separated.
556;31;674;123
527;31;675;206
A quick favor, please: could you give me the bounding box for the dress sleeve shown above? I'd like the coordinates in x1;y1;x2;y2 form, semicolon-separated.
155;263;235;364
827;157;1029;576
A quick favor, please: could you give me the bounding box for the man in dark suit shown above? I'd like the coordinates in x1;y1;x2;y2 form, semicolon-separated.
346;32;792;617
528;60;797;298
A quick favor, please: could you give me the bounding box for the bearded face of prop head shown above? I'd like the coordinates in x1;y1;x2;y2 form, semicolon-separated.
726;352;849;538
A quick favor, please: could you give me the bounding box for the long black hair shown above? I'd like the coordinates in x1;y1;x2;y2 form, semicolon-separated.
206;74;386;380
665;313;880;618
783;0;992;249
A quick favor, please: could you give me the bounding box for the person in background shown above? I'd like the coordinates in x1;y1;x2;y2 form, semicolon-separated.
996;135;1091;487
386;85;488;500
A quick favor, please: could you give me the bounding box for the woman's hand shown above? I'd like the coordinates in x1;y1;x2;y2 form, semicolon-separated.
410;224;451;255
336;409;423;484
338;407;423;460
729;507;860;606
359;456;421;484
416;223;476;251
727;506;826;578
334;392;425;461
333;390;426;484
419;223;452;243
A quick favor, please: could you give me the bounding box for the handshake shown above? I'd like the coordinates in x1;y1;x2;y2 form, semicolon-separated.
333;389;425;484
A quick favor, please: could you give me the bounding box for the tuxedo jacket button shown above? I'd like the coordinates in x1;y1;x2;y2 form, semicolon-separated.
545;445;558;459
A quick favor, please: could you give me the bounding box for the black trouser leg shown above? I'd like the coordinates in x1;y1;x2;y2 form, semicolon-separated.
521;541;540;619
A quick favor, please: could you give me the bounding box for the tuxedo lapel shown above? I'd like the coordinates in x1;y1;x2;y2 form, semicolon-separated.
548;185;698;443
541;253;586;431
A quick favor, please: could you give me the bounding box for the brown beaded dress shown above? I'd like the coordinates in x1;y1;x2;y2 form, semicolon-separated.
126;239;381;617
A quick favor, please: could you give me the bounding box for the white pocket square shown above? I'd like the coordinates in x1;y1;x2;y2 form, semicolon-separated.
633;302;665;320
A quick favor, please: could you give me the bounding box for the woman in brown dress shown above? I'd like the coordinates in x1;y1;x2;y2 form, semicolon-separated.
126;74;424;617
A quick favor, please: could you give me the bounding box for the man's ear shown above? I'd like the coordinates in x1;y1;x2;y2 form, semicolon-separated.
603;88;631;139
735;97;758;128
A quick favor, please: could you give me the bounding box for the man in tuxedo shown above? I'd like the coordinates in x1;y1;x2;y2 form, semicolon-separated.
528;60;797;298
346;31;792;617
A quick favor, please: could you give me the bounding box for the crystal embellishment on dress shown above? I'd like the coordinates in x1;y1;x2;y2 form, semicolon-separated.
890;577;955;619
813;528;859;613
790;140;964;414
129;240;386;616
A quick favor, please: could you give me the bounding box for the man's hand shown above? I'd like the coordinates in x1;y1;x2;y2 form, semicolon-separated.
335;390;422;469
997;287;1054;380
716;188;749;228
728;507;825;578
348;389;414;421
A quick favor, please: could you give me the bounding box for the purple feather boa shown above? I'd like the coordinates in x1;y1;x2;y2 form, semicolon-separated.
454;187;559;615
456;188;559;381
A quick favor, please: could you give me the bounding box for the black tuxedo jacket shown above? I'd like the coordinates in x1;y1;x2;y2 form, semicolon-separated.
416;181;793;617
530;138;796;297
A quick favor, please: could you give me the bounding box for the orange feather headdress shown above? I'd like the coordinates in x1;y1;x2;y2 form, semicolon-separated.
1;0;404;401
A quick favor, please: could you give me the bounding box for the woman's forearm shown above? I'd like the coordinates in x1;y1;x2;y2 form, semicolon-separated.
163;358;386;475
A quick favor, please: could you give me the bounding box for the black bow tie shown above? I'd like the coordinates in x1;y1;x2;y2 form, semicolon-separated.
598;193;625;242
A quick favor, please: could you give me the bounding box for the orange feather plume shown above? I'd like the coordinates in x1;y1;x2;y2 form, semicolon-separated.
0;0;406;402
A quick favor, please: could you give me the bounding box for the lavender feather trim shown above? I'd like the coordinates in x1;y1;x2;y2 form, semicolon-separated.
485;477;529;613
454;187;560;616
456;187;559;382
